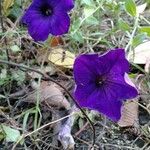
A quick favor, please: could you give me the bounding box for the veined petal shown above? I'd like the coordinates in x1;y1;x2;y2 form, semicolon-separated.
82;87;122;121
49;12;70;36
21;9;42;25
73;54;100;85
106;73;138;100
98;49;129;75
74;84;96;104
58;0;74;11
28;18;51;41
21;0;74;41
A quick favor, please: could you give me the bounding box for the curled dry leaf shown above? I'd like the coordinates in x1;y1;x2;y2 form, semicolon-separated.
23;81;70;110
36;47;50;64
3;0;14;15
128;41;150;64
27;66;56;79
118;77;139;127
58;106;76;150
145;59;150;73
50;36;64;47
137;3;147;14
48;48;75;68
118;99;139;127
136;75;150;106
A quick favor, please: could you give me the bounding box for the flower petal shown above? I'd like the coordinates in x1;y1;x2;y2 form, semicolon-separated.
73;54;100;86
21;0;46;25
81;87;122;121
106;73;138;100
28;18;51;41
98;49;129;75
49;12;70;36
59;0;74;11
74;84;96;104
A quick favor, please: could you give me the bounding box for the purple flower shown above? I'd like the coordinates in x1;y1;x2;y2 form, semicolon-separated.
73;49;138;121
21;0;74;41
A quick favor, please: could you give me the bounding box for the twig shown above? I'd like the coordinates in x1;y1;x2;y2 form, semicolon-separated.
12;112;76;150
0;1;10;61
0;59;96;149
75;122;89;136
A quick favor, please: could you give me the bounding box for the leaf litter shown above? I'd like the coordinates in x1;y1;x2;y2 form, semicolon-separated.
0;0;150;149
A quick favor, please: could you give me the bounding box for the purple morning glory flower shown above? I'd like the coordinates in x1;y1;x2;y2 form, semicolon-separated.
21;0;74;41
73;49;138;121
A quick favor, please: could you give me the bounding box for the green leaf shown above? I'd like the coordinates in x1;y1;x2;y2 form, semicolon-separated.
71;18;81;31
118;18;130;31
139;27;150;37
125;0;137;17
10;5;22;18
78;118;84;129
132;33;147;47
71;32;84;43
0;94;6;99
12;70;26;85
0;69;7;79
23;112;30;132
84;6;96;18
85;16;99;25
82;0;93;5
2;125;20;142
10;45;21;53
0;126;5;141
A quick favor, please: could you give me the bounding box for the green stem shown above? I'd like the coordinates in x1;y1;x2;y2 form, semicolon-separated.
125;15;139;52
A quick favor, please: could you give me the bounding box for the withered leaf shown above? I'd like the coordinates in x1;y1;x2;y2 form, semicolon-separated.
24;81;70;110
118;99;139;127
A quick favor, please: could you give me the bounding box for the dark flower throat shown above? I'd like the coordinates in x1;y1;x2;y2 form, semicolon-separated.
41;5;53;16
96;76;106;86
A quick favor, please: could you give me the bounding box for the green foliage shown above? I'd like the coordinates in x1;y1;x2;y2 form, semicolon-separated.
2;0;22;18
0;68;9;86
139;26;150;37
0;0;150;149
132;33;147;47
118;18;130;31
12;70;26;86
125;0;137;17
1;125;21;142
70;0;150;51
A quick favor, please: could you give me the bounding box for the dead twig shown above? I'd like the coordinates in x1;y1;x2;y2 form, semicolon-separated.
12;112;76;150
0;1;10;61
0;59;96;149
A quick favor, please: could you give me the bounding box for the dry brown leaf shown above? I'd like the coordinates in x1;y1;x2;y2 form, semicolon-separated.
118;99;139;127
3;0;14;15
145;59;150;73
23;81;70;110
136;75;150;106
50;36;64;47
128;41;150;64
27;66;55;79
36;48;50;64
48;48;75;68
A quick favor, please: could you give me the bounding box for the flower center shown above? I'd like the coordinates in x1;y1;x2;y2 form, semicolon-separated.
41;6;53;16
96;76;105;86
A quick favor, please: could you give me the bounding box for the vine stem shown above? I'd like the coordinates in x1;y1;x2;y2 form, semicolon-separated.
0;59;96;149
